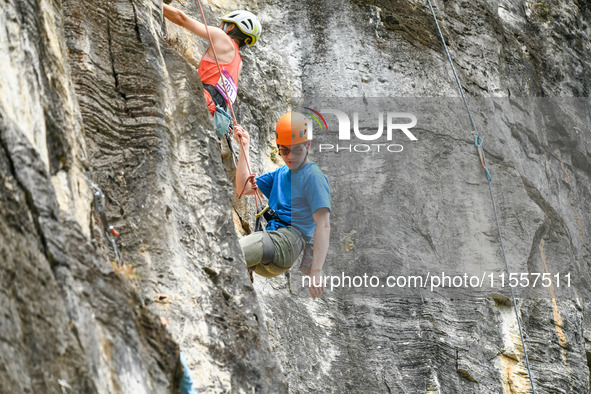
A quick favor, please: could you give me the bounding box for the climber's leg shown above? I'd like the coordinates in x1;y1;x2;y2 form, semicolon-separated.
239;227;304;278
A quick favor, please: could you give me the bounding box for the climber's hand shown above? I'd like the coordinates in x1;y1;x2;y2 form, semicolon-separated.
308;269;325;300
233;124;250;146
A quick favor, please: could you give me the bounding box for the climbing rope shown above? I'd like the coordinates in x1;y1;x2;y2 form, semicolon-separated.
426;1;537;392
194;0;264;209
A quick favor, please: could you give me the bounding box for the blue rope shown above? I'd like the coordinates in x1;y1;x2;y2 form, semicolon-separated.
427;1;536;392
474;135;483;148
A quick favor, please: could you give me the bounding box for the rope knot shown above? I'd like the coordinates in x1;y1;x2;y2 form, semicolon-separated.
238;174;257;199
247;174;257;189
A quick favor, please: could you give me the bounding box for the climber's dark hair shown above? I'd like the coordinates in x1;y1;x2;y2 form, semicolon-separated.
223;23;250;48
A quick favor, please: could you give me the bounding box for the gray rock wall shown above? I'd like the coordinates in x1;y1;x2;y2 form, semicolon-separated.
1;0;284;392
61;0;286;391
0;0;181;392
1;0;590;393
242;0;591;393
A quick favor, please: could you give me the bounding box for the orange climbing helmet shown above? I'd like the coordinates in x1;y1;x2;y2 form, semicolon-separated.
275;112;310;146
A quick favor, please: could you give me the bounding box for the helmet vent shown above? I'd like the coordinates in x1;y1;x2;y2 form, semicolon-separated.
221;10;261;46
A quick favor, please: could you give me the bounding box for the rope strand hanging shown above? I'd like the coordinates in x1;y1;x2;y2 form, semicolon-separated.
426;1;537;392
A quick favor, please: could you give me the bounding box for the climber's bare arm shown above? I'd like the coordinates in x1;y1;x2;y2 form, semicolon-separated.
308;208;330;300
234;125;257;196
163;5;234;57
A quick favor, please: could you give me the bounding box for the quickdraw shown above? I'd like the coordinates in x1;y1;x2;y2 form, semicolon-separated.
92;184;124;266
474;135;492;182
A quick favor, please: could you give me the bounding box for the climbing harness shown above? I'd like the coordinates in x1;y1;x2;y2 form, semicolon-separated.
203;84;240;165
254;205;309;270
203;84;231;123
254;206;285;264
427;1;536;392
92;184;124;266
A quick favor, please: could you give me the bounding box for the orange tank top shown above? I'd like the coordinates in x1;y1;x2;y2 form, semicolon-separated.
198;41;241;87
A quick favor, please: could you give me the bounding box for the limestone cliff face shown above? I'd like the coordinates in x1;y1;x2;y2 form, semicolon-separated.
1;0;590;393
247;0;591;393
1;0;283;392
0;1;180;392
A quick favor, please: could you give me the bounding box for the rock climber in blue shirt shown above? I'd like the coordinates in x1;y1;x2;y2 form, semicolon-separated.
234;112;331;299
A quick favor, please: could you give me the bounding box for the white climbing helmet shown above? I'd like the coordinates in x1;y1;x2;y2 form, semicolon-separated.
221;10;262;47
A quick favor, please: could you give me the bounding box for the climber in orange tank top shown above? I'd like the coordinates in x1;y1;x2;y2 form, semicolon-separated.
163;5;262;115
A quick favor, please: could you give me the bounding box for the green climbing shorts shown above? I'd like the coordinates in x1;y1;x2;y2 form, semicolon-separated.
239;226;305;278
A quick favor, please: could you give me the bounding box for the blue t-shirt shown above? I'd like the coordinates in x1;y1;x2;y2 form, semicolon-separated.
256;162;331;240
